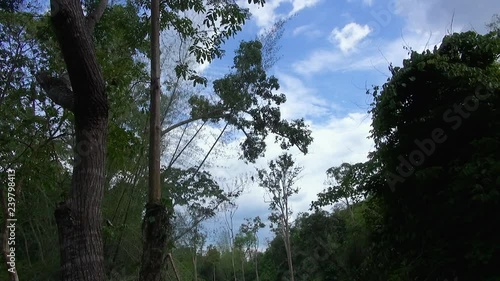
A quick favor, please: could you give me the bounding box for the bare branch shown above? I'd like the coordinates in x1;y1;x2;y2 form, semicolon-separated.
162;116;200;136
35;72;75;112
172;199;226;242
166;121;206;170
189;122;229;180
86;0;108;34
161;110;227;136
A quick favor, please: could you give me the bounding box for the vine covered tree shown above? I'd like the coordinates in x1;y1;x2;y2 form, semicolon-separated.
367;30;500;280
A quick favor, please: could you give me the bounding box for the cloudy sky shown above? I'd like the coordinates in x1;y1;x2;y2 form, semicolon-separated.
195;0;499;244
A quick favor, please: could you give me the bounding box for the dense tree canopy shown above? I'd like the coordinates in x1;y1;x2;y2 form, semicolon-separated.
259;29;499;281
366;30;500;281
1;1;499;281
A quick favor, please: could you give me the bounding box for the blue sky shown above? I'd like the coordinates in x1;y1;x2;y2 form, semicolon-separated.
198;0;499;245
29;0;499;249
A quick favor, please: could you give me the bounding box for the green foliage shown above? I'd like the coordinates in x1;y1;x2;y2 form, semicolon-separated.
260;205;375;281
133;0;265;86
257;153;301;281
0;0;22;12
1;0;296;279
234;216;265;257
259;29;500;281
0;7;72;280
366;30;500;280
5;1;498;280
487;14;500;34
162;167;236;231
257;153;302;232
312;162;370;210
188;41;313;162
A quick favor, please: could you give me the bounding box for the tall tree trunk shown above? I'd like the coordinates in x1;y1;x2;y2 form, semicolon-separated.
283;225;295;281
225;207;237;281
193;253;198;281
241;255;245;281
344;197;354;219
49;0;109;280
285;241;295;281
284;179;295;281
254;252;260;281
139;0;170;279
231;248;237;281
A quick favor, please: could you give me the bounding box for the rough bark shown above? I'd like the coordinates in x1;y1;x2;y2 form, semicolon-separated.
50;0;108;280
139;203;170;281
35;72;75;112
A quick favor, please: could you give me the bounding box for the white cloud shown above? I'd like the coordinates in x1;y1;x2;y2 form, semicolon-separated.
289;51;347;75
291;112;374;211
293;29;443;75
208;111;374;223
292;24;323;38
330;22;372;53
292;49;344;75
291;0;497;76
348;0;374;6
202;75;373;222
194;60;211;73
292;24;312;36
393;0;496;34
277;72;333;119
237;0;287;31
237;0;322;31
290;0;322;15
